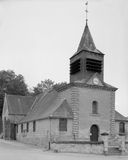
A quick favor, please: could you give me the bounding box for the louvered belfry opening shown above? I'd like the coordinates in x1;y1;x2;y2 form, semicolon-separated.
70;59;81;75
70;23;104;83
86;58;102;73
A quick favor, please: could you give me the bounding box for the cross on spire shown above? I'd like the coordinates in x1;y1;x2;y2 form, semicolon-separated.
85;1;88;25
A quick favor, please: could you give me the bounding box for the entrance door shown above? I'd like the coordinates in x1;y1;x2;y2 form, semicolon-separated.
90;125;99;142
10;123;16;140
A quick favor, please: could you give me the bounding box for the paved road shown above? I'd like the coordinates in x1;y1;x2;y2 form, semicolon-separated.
0;140;128;160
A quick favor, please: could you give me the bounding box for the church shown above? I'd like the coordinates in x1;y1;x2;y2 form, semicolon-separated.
2;7;128;154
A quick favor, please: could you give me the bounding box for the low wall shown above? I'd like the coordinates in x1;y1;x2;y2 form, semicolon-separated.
17;136;49;148
51;141;104;154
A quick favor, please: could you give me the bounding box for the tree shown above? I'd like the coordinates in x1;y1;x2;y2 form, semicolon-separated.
33;79;54;95
53;82;68;90
33;79;68;95
6;74;28;96
0;70;29;117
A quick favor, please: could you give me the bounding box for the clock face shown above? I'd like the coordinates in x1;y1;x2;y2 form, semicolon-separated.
93;78;99;85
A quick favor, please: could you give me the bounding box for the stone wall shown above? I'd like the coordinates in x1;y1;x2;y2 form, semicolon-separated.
17;118;73;147
58;86;114;140
115;121;128;141
51;141;104;154
78;87;113;140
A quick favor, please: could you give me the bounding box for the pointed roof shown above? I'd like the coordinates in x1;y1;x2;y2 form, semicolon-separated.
52;99;73;118
71;24;102;58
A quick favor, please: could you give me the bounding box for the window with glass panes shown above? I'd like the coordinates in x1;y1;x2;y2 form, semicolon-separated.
59;118;67;131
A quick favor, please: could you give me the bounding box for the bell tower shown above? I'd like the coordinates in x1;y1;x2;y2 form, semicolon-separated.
70;3;104;83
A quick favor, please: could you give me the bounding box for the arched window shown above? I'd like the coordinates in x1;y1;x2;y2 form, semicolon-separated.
92;101;98;114
119;122;125;133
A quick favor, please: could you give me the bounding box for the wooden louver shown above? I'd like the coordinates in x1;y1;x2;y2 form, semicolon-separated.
70;59;81;75
86;58;102;73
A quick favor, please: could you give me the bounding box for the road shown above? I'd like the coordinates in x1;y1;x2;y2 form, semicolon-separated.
0;139;128;160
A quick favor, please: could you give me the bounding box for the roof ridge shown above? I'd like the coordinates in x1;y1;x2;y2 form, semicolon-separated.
6;94;33;98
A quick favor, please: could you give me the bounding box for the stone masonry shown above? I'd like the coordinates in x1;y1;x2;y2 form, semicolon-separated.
70;87;79;139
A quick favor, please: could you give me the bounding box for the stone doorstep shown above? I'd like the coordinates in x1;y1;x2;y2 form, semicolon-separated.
107;146;122;156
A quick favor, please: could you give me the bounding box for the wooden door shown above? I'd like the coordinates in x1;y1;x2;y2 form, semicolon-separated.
90;125;99;142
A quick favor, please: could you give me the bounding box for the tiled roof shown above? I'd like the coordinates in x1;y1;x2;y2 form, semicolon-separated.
6;94;36;115
20;90;73;123
115;111;127;121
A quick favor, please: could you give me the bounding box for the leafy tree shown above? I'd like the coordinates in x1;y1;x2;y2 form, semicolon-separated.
6;74;28;96
33;79;55;95
53;82;68;90
33;79;68;95
0;70;28;117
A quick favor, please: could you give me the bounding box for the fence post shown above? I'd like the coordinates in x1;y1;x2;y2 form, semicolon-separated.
119;133;125;154
101;132;109;155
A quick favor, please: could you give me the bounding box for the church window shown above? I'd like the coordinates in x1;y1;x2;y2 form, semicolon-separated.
26;123;29;132
119;122;125;133
92;101;98;114
70;59;81;75
86;58;102;73
21;124;23;133
59;118;67;131
33;121;36;132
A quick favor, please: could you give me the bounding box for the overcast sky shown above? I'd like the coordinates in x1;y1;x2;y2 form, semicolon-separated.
0;0;128;116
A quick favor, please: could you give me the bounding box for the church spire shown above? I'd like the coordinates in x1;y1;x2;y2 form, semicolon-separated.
76;1;101;54
70;2;104;83
77;24;97;53
85;1;88;26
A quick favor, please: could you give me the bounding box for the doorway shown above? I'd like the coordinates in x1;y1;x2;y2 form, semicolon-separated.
90;125;99;142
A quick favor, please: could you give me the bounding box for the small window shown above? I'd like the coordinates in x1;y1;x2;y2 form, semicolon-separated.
59;118;67;131
16;125;18;133
26;123;29;132
33;121;36;132
21;124;23;133
92;101;98;114
119;122;125;133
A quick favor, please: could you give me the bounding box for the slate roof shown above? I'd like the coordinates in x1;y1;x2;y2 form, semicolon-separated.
6;94;36;115
20;90;73;123
6;88;125;124
115;111;128;121
72;24;103;58
55;81;117;92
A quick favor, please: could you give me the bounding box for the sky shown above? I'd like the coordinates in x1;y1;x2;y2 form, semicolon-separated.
0;0;128;116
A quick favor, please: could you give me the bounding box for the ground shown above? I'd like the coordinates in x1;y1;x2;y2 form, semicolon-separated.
0;140;128;160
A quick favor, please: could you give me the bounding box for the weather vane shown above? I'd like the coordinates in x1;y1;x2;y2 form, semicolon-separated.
85;1;88;24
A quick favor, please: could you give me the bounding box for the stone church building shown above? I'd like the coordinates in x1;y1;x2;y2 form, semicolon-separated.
2;17;128;154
